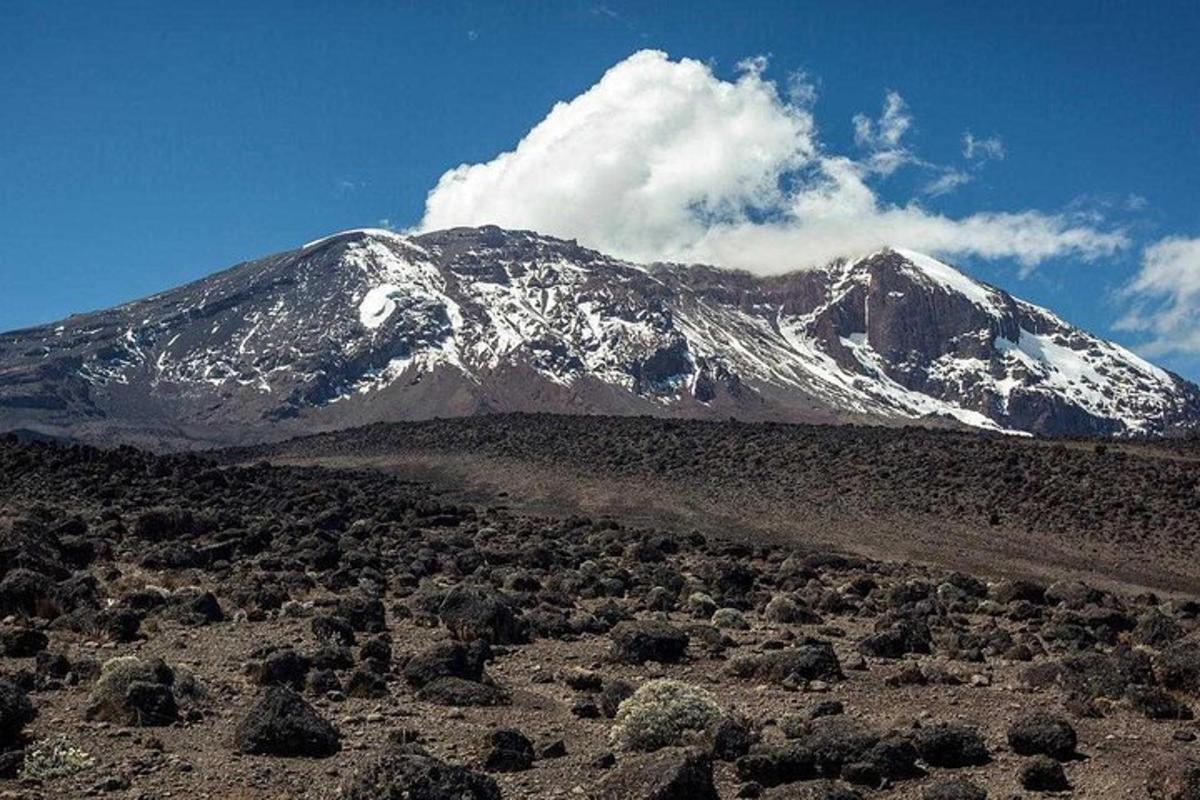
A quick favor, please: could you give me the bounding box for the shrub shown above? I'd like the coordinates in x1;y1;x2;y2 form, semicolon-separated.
711;608;749;630
20;735;94;780
778;713;807;739
85;656;177;726
610;679;722;751
686;592;717;619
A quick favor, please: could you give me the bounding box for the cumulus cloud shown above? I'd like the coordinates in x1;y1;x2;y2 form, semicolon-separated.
1116;236;1200;356
419;50;1125;273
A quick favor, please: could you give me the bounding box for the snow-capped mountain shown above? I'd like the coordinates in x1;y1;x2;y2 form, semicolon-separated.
2;225;1196;446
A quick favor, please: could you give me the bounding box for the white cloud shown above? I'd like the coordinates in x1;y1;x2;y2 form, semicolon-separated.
1116;236;1200;356
419;50;1125;274
785;69;818;108
923;169;972;197
852;91;917;176
963;131;1005;161
853;91;911;150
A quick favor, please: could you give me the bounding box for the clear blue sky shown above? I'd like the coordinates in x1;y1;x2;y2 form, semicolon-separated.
3;1;1198;375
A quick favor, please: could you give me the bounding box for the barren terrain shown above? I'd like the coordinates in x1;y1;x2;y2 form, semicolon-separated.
3;419;1200;799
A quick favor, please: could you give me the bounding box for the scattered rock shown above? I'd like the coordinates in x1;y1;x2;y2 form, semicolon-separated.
598;747;718;800
482;728;534;772
439;583;528;645
416;677;510;707
1006;711;1077;760
923;778;988;800
1020;754;1070;791
910;723;989;768
610;621;689;664
233;686;340;757
0;679;36;749
341;747;500;800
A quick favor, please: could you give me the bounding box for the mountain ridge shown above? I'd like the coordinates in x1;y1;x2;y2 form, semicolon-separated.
1;225;1196;446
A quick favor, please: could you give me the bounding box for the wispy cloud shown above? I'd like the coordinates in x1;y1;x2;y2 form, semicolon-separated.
1116;236;1200;356
923;169;972;197
963;131;1005;161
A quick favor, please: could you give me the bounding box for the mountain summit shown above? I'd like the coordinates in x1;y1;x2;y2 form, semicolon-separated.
1;226;1196;446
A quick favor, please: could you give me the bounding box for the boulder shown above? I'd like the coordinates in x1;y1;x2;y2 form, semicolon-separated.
923;778;988;800
439;584;527;644
416;677;510;707
233;686;340;757
610;620;689;664
1158;642;1200;696
910;724;989;768
341;747;500;800
1019;755;1070;791
403;641;491;688
735;744;817;787
598;747;718;800
0;627;49;658
482;728;534;772
0;679;36;749
726;642;842;684
1006;712;1076;760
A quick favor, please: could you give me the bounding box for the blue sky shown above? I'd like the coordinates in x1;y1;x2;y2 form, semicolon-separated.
3;1;1199;376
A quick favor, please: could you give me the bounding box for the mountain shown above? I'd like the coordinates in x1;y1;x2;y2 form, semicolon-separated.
2;225;1196;446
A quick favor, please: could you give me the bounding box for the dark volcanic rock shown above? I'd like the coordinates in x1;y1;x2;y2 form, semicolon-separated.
416;677;510;707
1128;686;1194;720
1158;642;1200;696
342;747;501;800
0;679;36;749
923;778;988;800
1006;712;1077;760
735;744;817;787
0;626;49;657
1020;755;1070;791
610;620;689;664
403;641;491;688
599;747;718;800
708;715;753;762
0;569;60;619
439;583;528;645
234;686;340;757
482;728;534;772
910;724;989;768
727;642;842;684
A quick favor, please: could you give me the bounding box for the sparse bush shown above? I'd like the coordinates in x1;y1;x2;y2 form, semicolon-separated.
610;679;722;751
686;592;717;619
764;595;800;623
20;735;95;780
778;713;807;739
711;607;749;630
85;656;177;726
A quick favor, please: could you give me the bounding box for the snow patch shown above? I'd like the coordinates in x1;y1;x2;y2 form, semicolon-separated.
359;284;403;329
891;247;1002;316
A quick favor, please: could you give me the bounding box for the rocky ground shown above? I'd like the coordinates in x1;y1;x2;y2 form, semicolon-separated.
3;430;1200;799
240;414;1200;595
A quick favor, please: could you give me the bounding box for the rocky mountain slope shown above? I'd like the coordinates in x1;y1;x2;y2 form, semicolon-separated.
1;226;1196;445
